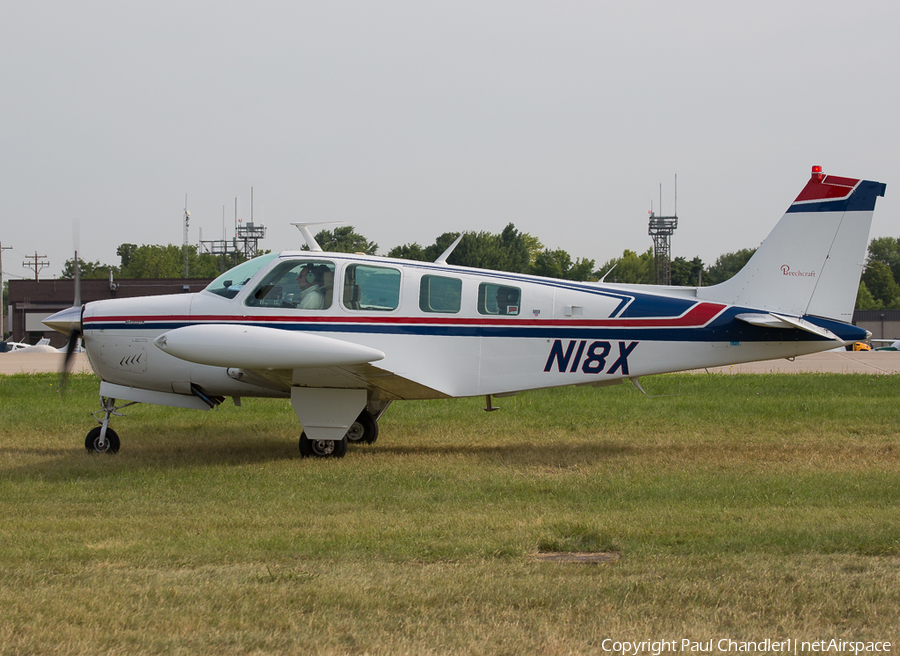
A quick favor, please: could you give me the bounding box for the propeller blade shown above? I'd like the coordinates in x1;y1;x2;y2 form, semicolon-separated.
62;328;82;374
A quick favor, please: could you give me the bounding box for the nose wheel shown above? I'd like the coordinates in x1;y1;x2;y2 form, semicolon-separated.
85;426;120;453
85;396;135;454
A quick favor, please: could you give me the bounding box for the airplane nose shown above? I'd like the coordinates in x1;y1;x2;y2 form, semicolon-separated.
42;305;83;335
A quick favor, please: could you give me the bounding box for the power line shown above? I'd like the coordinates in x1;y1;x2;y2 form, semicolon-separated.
22;252;50;281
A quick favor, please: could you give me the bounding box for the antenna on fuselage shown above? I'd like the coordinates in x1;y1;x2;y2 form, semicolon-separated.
291;222;345;252
598;262;618;283
434;234;463;265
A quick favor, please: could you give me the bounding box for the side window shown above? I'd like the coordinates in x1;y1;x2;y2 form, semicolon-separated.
419;275;462;313
245;260;335;309
344;263;400;311
478;282;520;316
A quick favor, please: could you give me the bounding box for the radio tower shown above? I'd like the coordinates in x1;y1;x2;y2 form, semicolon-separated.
648;176;678;285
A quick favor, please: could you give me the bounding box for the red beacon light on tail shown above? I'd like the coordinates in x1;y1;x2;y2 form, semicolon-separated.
812;165;825;182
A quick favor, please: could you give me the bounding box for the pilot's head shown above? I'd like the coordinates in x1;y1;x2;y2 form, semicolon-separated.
296;265;321;290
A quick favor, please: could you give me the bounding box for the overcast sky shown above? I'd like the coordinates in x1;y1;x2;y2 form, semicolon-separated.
1;1;897;281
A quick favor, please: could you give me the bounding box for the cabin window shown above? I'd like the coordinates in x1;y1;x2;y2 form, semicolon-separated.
205;252;280;299
343;263;401;311
478;282;520;316
245;260;335;309
419;275;462;313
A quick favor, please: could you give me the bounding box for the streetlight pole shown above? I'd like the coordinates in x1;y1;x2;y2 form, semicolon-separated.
0;242;12;339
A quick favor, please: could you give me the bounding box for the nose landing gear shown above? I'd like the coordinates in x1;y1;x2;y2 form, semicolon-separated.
86;396;136;454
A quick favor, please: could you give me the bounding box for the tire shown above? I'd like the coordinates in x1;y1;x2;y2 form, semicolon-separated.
85;426;120;454
299;432;348;458
345;410;378;445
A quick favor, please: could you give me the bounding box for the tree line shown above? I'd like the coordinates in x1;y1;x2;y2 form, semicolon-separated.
59;226;900;310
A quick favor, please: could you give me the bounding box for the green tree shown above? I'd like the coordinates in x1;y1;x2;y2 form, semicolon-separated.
855;282;881;310
114;244;234;278
307;226;377;255
531;249;596;281
388;224;539;273
387;242;428;261
867;236;900;284
861;261;900;309
670;256;704;286
117;243;138;270
60;257;119;280
703;248;756;286
594;249;654;284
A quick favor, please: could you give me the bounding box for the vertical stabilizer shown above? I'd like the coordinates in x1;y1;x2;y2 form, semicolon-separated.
697;167;886;322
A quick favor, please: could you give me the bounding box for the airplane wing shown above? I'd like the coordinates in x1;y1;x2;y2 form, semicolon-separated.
153;323;449;400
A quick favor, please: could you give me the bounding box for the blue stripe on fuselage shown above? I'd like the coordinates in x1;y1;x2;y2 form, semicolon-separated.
86;310;866;344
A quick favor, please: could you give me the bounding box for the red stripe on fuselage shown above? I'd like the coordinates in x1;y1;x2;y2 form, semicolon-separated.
83;301;727;330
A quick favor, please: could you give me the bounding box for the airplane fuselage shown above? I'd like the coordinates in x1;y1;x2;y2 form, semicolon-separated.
81;251;866;404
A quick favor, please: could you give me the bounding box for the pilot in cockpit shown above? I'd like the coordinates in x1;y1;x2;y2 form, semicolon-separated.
294;265;325;309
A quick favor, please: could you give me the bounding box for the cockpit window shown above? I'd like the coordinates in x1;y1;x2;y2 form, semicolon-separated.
205;253;280;299
245;260;336;309
478;282;520;316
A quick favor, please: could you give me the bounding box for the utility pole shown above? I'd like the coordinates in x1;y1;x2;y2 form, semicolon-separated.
23;252;50;281
183;194;190;278
0;242;12;339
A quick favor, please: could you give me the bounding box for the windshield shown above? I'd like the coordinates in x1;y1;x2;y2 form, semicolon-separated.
205;253;280;299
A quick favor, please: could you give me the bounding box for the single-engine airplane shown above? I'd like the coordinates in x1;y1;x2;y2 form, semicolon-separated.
44;166;886;458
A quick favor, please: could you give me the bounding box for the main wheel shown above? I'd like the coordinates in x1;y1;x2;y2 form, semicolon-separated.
85;426;120;454
344;410;379;445
299;432;348;458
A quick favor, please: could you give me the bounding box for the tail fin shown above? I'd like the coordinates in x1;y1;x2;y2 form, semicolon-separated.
697;166;886;322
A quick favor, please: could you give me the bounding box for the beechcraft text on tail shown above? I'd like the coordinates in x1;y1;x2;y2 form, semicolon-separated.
44;166;887;457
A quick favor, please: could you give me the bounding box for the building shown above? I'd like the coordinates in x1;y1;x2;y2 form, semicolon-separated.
852;309;900;343
7;277;213;348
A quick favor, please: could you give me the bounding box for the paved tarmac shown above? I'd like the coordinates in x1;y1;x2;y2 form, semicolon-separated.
0;352;93;375
1;351;899;376
690;350;900;374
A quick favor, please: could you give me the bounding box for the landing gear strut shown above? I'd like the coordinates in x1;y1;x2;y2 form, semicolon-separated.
86;396;135;454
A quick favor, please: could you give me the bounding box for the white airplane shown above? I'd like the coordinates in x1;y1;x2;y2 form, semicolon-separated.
44;166;886;457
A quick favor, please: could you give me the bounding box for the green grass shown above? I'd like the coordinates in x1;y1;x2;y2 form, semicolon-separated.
1;373;899;654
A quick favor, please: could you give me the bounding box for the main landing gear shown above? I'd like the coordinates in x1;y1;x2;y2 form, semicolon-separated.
344;409;379;445
298;409;380;458
298;432;348;458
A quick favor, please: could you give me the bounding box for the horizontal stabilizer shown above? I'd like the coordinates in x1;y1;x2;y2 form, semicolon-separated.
154;324;385;370
735;313;840;340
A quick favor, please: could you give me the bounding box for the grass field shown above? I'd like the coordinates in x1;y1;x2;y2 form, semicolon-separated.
1;372;899;654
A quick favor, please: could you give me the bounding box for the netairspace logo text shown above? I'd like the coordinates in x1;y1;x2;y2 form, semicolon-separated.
600;639;892;655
